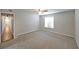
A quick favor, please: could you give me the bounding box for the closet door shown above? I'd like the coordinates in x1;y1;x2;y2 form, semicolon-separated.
1;13;14;42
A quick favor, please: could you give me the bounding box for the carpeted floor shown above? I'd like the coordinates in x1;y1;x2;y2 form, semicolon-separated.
0;30;78;49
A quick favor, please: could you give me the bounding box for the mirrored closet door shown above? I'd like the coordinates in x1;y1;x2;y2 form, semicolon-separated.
1;13;14;42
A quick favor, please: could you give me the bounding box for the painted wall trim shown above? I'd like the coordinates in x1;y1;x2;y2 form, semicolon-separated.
41;29;74;38
14;29;40;39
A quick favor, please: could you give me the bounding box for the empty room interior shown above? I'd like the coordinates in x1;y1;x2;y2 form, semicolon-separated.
0;9;79;49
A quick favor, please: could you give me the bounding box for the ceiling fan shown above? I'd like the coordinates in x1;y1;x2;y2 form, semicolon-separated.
35;9;48;14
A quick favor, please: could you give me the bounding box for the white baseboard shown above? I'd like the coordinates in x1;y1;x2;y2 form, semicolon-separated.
14;29;74;39
41;29;74;38
52;31;74;38
14;29;39;39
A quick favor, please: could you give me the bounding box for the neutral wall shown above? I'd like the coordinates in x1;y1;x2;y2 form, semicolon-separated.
75;10;79;48
0;9;40;38
14;10;40;37
40;10;75;37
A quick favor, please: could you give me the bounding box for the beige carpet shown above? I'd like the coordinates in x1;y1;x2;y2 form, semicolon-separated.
0;30;78;49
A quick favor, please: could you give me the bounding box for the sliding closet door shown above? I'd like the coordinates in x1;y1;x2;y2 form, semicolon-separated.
1;13;14;42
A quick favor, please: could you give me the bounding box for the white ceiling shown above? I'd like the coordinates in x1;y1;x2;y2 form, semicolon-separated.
38;9;75;15
22;9;74;15
1;9;74;15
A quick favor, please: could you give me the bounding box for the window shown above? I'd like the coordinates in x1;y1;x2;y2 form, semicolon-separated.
44;16;54;28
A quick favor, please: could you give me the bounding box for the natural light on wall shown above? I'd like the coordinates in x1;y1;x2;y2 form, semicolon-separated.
44;16;54;28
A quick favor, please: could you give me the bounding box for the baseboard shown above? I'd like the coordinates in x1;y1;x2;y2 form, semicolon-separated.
14;29;39;39
52;31;75;38
41;29;74;38
14;29;74;39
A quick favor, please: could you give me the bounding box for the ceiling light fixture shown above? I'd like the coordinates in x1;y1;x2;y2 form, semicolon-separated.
35;9;48;14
